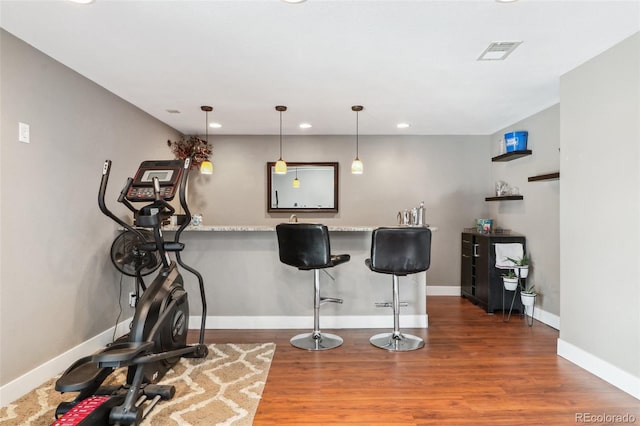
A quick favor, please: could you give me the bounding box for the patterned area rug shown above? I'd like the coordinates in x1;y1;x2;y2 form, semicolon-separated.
0;343;275;425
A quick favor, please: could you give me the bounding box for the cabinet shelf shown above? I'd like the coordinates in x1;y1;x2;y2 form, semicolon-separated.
491;150;532;162
485;195;524;201
528;172;560;182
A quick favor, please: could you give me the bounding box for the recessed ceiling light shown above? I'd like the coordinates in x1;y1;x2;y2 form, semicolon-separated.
67;0;95;4
209;122;222;128
281;0;307;3
166;109;181;114
299;123;312;129
495;0;518;3
397;123;411;129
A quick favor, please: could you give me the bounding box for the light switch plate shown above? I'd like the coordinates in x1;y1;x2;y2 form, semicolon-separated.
19;122;30;143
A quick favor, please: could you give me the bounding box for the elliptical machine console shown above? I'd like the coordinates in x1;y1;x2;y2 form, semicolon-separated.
53;158;208;426
126;160;183;202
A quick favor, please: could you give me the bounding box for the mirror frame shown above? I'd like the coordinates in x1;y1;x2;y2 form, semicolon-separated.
267;162;339;213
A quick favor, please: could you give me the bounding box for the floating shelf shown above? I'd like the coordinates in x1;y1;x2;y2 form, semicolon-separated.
491;150;532;162
528;172;560;182
485;195;524;202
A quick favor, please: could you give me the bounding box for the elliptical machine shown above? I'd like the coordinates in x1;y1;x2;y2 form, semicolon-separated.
53;158;208;425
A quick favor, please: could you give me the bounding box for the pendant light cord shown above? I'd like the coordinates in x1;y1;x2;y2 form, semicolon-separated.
356;109;359;159
279;110;283;159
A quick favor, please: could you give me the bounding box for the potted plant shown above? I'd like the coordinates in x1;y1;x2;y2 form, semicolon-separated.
519;283;537;306
502;270;518;291
507;254;529;278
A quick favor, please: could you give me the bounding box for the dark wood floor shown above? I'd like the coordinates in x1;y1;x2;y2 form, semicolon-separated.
192;297;640;425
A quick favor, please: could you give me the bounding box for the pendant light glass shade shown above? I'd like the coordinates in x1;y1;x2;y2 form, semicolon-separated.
292;168;300;187
351;105;364;174
200;105;213;174
351;158;363;174
200;160;213;174
275;105;287;174
275;159;287;174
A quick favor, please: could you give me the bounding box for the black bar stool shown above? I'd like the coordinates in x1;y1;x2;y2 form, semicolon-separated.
366;226;431;351
276;223;350;350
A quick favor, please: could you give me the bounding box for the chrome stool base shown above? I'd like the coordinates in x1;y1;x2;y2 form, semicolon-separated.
290;332;343;351
370;332;424;352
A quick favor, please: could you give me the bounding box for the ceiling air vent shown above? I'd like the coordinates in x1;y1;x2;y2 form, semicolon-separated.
477;41;522;61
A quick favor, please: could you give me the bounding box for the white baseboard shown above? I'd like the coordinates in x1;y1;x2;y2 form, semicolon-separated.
557;339;640;400
0;320;131;407
192;314;428;330
526;305;560;330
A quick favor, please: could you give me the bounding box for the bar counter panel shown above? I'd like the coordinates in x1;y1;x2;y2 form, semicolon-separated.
144;225;433;329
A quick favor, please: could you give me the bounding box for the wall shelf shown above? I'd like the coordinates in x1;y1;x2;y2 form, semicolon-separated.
528;172;560;182
485;195;524;201
491;150;532;162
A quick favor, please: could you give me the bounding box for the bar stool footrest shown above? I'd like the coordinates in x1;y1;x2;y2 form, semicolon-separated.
375;302;409;308
320;297;343;304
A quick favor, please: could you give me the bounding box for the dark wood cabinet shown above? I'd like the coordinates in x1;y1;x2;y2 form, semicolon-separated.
460;235;474;297
460;231;526;313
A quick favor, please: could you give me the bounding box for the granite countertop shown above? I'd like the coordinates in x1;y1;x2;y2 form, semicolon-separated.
160;225;375;232
160;225;437;232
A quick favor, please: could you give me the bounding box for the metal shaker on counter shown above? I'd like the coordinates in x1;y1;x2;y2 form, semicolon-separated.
398;210;410;225
416;201;425;226
398;202;426;226
410;207;419;225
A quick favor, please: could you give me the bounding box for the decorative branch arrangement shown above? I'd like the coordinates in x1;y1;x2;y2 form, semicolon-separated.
167;136;212;169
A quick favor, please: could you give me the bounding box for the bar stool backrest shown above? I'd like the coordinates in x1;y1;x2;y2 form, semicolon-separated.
276;223;331;270
369;227;432;276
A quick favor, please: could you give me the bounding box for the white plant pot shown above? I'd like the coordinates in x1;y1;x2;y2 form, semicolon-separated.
515;266;529;278
503;277;518;291
520;293;536;306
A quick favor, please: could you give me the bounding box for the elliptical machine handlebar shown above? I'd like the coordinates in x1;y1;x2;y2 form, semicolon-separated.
175;157;191;243
117;177;139;215
99;160;147;242
150;176;176;216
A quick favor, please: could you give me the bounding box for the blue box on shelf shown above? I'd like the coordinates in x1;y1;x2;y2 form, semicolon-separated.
504;131;528;152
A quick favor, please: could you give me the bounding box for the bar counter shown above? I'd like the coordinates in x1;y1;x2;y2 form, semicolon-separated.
151;224;436;330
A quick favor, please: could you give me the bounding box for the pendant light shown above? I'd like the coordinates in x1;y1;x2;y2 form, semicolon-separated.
292;167;300;188
200;105;213;174
275;106;287;174
351;105;364;174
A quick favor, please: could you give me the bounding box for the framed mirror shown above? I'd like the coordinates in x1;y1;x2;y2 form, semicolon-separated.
267;162;339;213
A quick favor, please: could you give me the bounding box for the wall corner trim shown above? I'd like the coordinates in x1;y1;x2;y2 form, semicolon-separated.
557;338;640;401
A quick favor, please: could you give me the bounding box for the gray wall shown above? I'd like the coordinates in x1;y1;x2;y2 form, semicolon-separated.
559;33;640;380
489;104;561;317
0;30;181;386
186;134;492;289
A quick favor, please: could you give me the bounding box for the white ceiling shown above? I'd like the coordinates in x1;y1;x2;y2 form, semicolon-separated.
1;0;639;136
